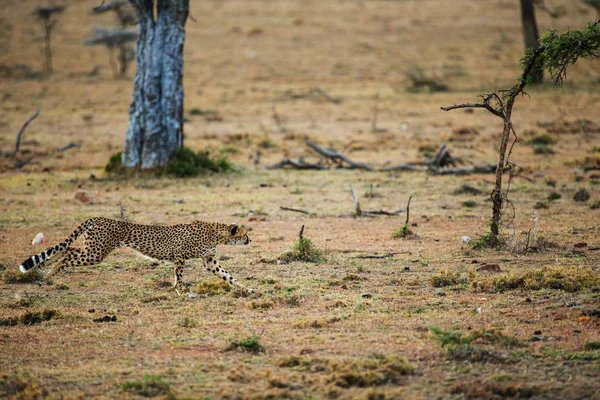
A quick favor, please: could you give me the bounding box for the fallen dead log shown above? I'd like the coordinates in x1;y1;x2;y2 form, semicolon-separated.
430;164;497;175
266;158;326;170
305;140;373;170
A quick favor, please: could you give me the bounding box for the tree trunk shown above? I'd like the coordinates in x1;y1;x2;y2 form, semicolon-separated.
122;0;189;169
519;0;543;83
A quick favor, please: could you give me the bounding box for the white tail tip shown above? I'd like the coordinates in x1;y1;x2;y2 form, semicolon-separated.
20;265;27;273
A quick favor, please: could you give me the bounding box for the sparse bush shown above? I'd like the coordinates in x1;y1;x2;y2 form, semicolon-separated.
1;309;59;326
453;184;483;195
228;335;264;353
121;374;174;398
279;237;323;263
534;145;555;155
534;201;548;209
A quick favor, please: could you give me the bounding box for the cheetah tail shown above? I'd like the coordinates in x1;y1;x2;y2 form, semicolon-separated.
19;219;95;273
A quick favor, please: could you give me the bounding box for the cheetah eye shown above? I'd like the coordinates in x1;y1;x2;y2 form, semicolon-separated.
230;225;238;236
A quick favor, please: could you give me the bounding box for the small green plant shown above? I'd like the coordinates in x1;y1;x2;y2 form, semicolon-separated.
121;374;174;399
429;327;471;348
279;226;324;263
228;335;264;353
534;201;548;209
392;223;412;238
218;145;240;155
104;151;124;173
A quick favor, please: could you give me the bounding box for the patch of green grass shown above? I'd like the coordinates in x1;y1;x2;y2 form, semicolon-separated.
279;237;324;263
430;327;514;362
534;145;555;155
527;133;555;145
121;374;175;399
584;341;600;351
453;184;483;195
462;200;477;208
219;145;240;155
228;335;264;353
471;266;599;293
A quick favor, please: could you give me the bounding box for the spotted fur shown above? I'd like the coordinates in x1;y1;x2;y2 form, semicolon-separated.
19;217;254;294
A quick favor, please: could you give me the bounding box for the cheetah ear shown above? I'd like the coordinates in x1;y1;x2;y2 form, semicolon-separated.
230;224;238;236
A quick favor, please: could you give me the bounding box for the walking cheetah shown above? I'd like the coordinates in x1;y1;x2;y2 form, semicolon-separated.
19;217;254;295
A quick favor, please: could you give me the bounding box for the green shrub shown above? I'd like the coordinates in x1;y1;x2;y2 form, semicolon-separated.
392;224;412;238
166;147;233;177
104;152;123;173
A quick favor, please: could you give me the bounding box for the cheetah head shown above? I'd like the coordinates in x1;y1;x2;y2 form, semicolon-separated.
225;224;251;245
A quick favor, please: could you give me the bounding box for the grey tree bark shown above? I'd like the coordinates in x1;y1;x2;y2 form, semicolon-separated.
520;0;543;83
122;0;188;169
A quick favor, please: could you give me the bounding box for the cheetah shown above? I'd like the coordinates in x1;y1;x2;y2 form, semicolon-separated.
19;217;254;295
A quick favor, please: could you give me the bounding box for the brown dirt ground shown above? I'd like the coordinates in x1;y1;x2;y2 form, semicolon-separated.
1;0;600;399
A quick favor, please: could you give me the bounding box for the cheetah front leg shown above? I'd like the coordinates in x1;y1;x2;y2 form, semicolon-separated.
202;255;255;293
172;258;187;296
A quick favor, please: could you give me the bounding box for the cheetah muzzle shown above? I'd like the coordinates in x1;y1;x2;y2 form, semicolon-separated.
19;217;256;295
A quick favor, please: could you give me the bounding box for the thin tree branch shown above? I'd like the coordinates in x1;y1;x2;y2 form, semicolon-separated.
8;109;41;156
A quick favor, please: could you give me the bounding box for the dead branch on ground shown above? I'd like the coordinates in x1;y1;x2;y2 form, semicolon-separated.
266;158;326;170
349;184;406;217
280;206;310;215
353;252;411;259
306;140;373;170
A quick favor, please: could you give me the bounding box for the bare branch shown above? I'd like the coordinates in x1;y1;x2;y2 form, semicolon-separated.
8;109;41;156
280;206;310;215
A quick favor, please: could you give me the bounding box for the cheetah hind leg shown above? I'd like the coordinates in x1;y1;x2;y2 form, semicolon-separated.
202;255;255;294
45;247;109;281
44;248;84;280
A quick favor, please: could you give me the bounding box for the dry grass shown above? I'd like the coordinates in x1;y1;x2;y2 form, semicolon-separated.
1;0;600;398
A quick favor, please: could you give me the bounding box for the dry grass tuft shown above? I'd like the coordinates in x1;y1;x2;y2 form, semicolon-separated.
429;268;468;288
3;268;43;284
0;374;47;399
0;309;59;326
121;374;175;399
450;379;544;399
194;280;232;295
471;266;599;293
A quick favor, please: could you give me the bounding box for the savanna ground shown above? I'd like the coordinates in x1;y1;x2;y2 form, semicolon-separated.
1;0;600;398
